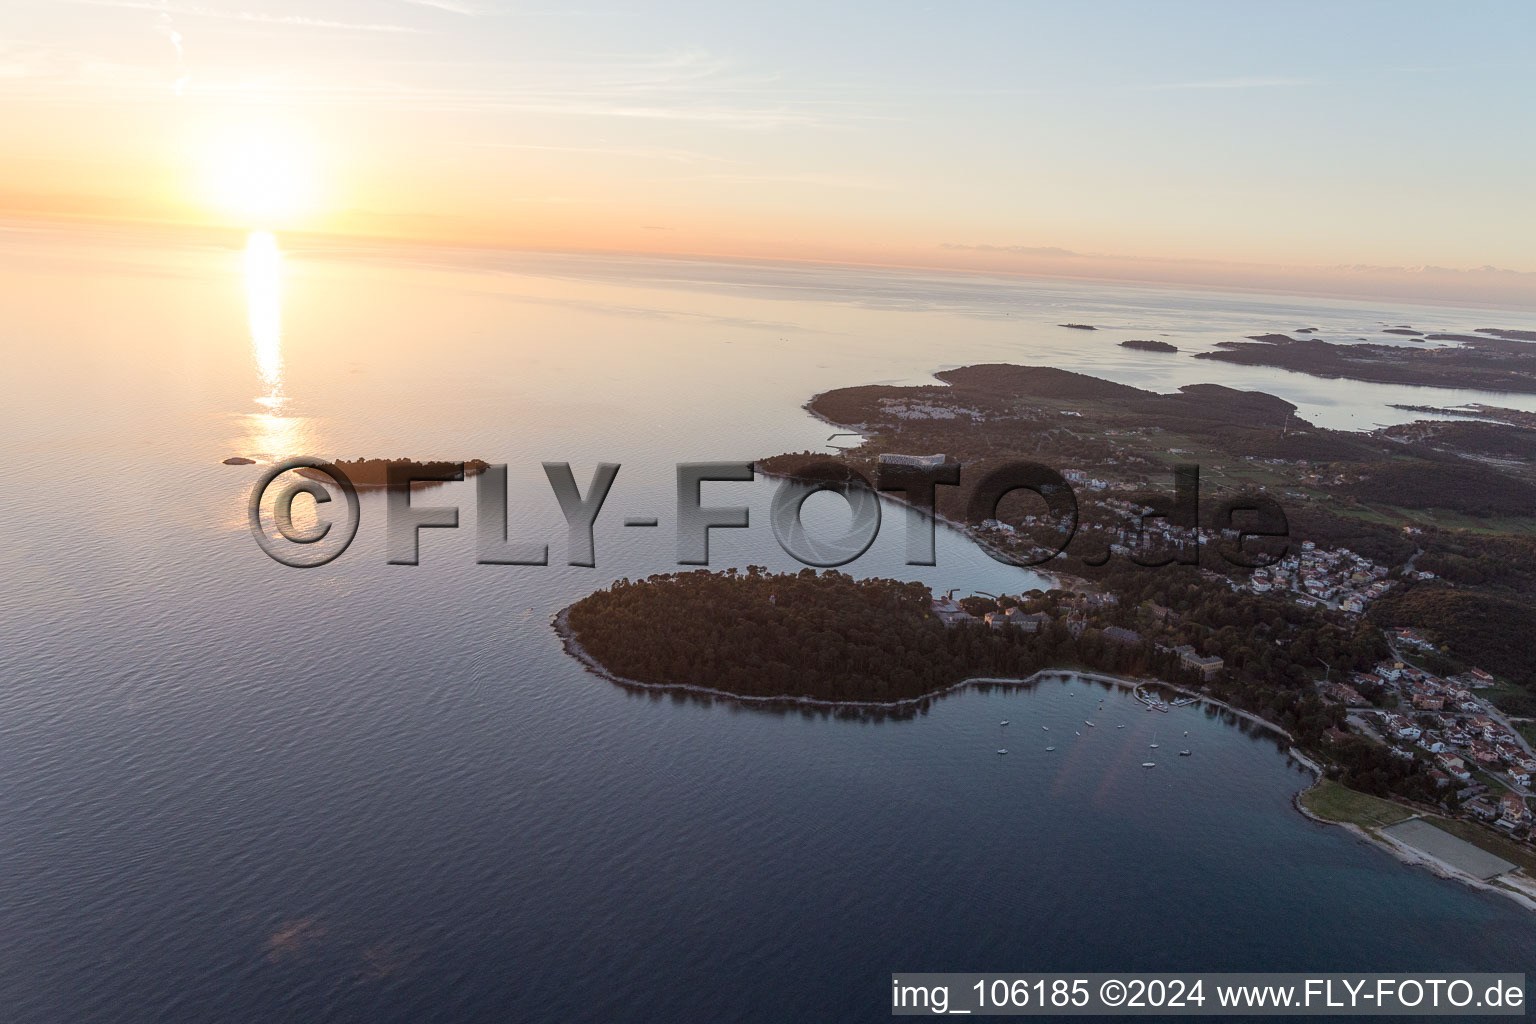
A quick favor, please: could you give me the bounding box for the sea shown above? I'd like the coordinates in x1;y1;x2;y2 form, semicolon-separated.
4;221;1536;1022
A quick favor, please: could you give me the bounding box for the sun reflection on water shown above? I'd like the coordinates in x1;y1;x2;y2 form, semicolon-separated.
246;230;283;401
240;230;310;459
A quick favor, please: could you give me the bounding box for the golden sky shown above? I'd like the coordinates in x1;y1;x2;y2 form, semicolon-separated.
3;1;1534;303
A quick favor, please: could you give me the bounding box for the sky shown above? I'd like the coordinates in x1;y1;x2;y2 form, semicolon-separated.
3;0;1534;303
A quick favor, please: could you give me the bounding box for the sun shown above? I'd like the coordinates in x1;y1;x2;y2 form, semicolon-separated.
204;130;319;227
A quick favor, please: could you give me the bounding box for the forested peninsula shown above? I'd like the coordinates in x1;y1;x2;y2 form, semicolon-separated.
566;568;1232;707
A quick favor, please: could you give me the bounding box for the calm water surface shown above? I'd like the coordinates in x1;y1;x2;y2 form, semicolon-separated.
4;223;1536;1022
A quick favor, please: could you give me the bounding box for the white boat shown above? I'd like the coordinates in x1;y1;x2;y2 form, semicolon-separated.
1084;720;1095;727
1117;724;1126;729
1042;726;1050;731
997;748;1008;755
1000;720;1010;726
1179;749;1192;756
1142;761;1156;768
1045;745;1056;751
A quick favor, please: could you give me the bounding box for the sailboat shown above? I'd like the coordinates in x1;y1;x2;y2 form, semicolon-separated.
1149;729;1160;750
997;722;1007;755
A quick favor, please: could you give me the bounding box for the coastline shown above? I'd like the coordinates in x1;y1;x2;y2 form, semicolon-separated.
759;392;1076;592
753;462;1067;591
1292;776;1536;915
557;603;1536;915
782;379;1536;918
554;604;1285;730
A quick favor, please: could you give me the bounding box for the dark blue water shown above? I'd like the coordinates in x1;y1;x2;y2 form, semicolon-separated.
4;228;1536;1022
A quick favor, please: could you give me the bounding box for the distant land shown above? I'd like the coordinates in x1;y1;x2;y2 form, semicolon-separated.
758;359;1536;696
1194;328;1536;394
738;356;1536;897
1058;323;1096;330
1388;403;1536;429
1120;339;1178;353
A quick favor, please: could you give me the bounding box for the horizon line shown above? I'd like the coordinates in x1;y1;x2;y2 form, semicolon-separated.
5;206;1535;314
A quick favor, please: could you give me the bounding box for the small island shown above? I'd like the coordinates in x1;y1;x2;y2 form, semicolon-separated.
297;457;491;488
1119;339;1178;353
1058;323;1096;330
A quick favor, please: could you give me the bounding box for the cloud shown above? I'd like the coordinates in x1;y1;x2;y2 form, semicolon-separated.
0;40;151;86
1144;77;1311;91
155;12;187;95
663;171;899;191
1325;263;1536;280
61;0;421;33
942;242;1085;258
933;242;1536;306
391;0;478;13
143;49;858;128
458;141;732;164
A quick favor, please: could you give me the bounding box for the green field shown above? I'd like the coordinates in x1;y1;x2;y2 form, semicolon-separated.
1477;679;1531;708
1299;779;1413;828
1469;766;1510;796
1328;502;1536;537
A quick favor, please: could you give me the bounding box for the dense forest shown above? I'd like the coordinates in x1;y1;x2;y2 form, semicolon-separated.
1075;562;1388;736
565;567;1443;802
1371;584;1536;692
1341;459;1536;517
564;568;1203;703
